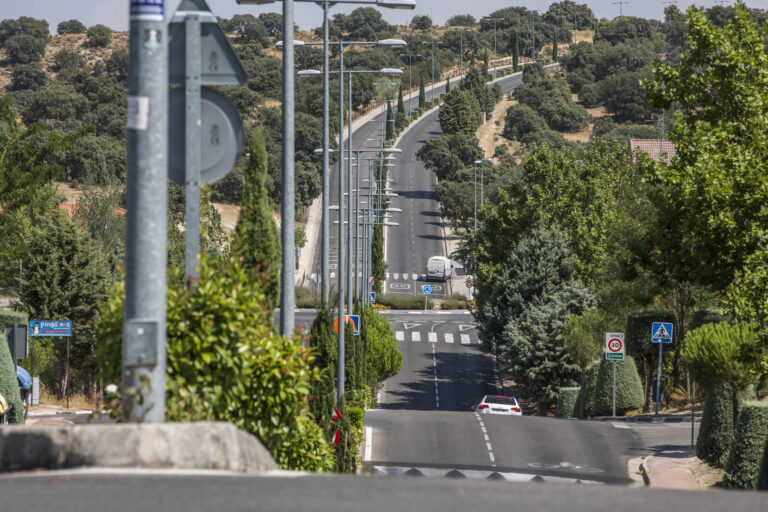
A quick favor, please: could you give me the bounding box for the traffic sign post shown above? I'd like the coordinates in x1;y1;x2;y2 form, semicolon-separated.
605;333;624;417
422;284;432;311
651;322;674;415
369;292;376;304
30;321;73;408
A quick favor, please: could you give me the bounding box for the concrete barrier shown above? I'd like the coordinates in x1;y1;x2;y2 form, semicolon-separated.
0;421;276;473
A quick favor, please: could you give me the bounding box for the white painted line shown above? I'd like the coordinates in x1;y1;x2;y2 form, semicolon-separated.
393;273;399;280
484;434;490;442
395;331;404;341
364;427;373;461
428;332;437;343
489;452;495;464
412;273;418;280
444;333;454;344
610;422;632;429
481;426;487;434
411;331;421;342
461;334;470;345
486;442;493;452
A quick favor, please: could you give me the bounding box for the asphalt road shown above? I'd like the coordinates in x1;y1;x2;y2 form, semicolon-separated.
3;470;766;512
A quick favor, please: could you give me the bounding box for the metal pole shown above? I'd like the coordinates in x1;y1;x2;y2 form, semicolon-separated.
480;162;484;205
347;71;353;310
354;152;360;300
123;1;168;423
408;57;412;115
337;42;346;404
280;0;296;336
493;19;497;78
473;162;477;232
460;32;463;79
532;11;535;63
65;337;70;409
184;15;201;283
655;342;662;415
321;0;330;304
612;360;617;417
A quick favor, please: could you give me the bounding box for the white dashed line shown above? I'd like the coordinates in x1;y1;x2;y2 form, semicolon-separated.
461;334;471;344
364;427;373;461
428;332;437;343
444;333;454;344
411;331;421;342
395;331;404;341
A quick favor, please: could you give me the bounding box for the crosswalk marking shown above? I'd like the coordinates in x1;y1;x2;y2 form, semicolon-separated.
412;273;418;280
396;331;404;341
461;334;470;344
411;332;421;342
428;332;437;343
444;333;454;343
393;273;399;280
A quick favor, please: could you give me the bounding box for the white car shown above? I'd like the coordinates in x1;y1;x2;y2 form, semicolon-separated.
475;395;523;416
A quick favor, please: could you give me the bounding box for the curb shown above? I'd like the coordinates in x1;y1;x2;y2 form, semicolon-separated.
640;456;652;485
594;414;699;423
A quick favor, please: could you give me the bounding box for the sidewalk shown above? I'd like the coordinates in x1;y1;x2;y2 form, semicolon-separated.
641;448;703;490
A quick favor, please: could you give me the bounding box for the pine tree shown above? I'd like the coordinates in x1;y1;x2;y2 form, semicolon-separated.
513;34;519;72
476;227;594;414
552;32;558;60
445;77;451;93
418;76;426;106
232;129;282;310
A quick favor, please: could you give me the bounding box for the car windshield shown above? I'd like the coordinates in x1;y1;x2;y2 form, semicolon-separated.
484;396;517;406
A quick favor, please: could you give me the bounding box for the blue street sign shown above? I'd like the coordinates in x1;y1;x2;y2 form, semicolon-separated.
370;292;376;304
348;315;360;336
130;0;164;22
29;320;72;337
651;322;673;344
422;284;432;295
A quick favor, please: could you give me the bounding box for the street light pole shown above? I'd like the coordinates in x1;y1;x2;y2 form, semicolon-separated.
422;41;442;102
399;53;421;116
321;0;330;304
474;158;491;231
484;18;503;78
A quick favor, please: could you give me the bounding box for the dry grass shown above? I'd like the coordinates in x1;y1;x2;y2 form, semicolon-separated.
476;97;516;159
56;181;84;204
212;202;241;236
690;457;725;489
38;387;98;410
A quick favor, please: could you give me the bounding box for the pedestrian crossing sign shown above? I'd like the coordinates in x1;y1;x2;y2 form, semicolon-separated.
651;322;673;344
370;292;376;303
348;314;360;336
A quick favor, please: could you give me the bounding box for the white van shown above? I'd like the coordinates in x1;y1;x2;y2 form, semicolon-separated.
426;256;452;282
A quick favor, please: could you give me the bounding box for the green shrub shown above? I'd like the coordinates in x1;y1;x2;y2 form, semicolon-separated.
592;356;645;416
555;387;580;418
375;294;432;310
537;97;591;133
573;361;599;418
53;49;85;72
439;293;470;310
689;308;725;330
758;437;768;490
347;406;365;431
9;63;47;91
0;331;24;423
57;20;87;35
697;383;755;468
5;34;46;64
95;251;333;472
503;104;547;140
87;24;112;47
295;286;319;308
723;401;768;489
579;82;602;108
363;305;402;389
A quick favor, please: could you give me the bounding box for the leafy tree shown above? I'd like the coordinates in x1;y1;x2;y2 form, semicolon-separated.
411;15;432;30
439;88;481;134
459;64;496;115
106;49;129;81
295;160;321;208
600;71;655;122
295;45;323;70
9;63;47;91
309;307;337;435
416;133;482;181
503;104;547;140
684;323;765;426
418;76;426;107
594;16;655;45
15;211;110;399
363;304;402;388
258;12;283;37
63;134;125;185
476;227;594;413
385;100;394;141
87;24;112;47
643;4;768;332
447;15;476;27
338;8;395;41
445;77;450;93
53;48;85;73
563;310;609;372
21;84;89;125
231;129;282;310
57;19;87;35
5;34;46;64
0;17;49;46
513;35;519;72
663;5;688;48
435;180;474;228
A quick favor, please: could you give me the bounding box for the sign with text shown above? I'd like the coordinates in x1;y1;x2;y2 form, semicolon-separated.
29;321;72;337
605;332;625;360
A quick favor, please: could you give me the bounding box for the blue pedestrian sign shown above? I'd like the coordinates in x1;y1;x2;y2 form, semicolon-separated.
422;284;432;295
29;320;72;337
651;322;673;344
369;292;376;304
348;315;360;336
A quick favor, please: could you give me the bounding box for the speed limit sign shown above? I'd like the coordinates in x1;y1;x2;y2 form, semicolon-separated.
605;332;625;360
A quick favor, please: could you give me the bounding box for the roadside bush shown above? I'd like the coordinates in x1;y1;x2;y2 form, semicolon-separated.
555;387;580;418
566;67;595;93
758;438;768;490
87;24;112;48
9;63;47;91
573;361;600;418
503;104;547;140
53;49;85;72
363;304;402;388
96;250;333;472
723;401;768;489
375;294;432;310
689;308;726;331
579;82;602;108
57;19;87;35
520;129;577;152
0;331;24;424
697;383;755;467
592;356;645;416
537;97;591;133
5;34;46;64
439;294;470;310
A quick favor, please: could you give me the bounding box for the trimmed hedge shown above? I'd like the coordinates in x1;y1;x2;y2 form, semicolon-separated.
573;361;599;418
723;401;768;489
689;308;725;331
758;437;768;490
626;310;675;357
696;383;756;468
0;331;24;424
555;387;580;418
592;356;645;416
0;309;28;332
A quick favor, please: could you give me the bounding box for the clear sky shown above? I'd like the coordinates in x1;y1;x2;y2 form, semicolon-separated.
3;1;768;33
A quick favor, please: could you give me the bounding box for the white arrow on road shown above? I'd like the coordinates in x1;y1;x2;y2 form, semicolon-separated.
402;322;423;330
458;324;476;332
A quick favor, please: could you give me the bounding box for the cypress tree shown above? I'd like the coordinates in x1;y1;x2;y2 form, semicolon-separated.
445;77;451;93
418;76;426;106
552;32;558;60
397;84;405;115
592;357;645;416
513;34;519;72
385;100;394;141
309;307;337;438
232;129;282;310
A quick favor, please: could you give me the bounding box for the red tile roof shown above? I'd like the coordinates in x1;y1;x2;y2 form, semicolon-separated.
628;139;676;163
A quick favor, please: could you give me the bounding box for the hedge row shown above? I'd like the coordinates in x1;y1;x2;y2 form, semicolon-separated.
696;384;755;468
555;387;579;418
592;357;645;416
573;362;599;419
723;401;768;490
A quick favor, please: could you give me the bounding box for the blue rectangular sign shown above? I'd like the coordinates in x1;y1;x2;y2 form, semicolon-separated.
651;322;673;344
348;315;360;336
370;292;376;304
131;0;165;22
29;320;72;337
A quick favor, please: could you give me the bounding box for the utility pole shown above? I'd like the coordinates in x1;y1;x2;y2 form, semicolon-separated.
399;53;421;115
123;0;168;422
422;41;442;102
531;10;537;63
613;1;628;17
484;18;503;78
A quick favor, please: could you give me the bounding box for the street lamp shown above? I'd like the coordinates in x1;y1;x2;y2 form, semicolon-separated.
399;53;422;115
483;17;503;78
422;41;442;102
473;158;492;232
448;28;473;80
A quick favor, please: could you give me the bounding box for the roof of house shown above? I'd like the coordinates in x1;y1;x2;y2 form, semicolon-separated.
628;139;677;163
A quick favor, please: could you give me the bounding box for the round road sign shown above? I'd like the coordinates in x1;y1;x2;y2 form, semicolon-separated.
607;337;623;353
466;276;473;288
422;284;432;295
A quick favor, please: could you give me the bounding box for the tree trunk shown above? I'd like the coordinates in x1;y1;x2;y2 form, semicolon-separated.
643;355;652;413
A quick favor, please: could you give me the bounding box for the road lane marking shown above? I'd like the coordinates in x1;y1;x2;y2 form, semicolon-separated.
610;422;632;429
364;427;373;461
393;273;399;280
444;333;454;344
428;332;437;343
461;334;470;344
411;331;421;342
412;273;418;280
474;413;496;467
395;331;404;341
432;343;439;409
